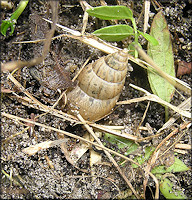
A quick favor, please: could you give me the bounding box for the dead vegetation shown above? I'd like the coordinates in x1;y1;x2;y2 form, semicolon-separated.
1;1;191;199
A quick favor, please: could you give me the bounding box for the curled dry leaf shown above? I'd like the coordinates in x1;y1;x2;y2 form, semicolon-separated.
177;60;192;77
30;65;75;92
57;132;90;172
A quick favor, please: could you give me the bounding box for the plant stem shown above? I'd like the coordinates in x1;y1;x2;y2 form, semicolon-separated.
165;106;169;122
10;0;29;21
131;18;138;58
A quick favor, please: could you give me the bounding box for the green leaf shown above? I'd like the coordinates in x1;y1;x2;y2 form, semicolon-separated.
104;133;139;156
147;11;175;102
132;146;155;168
151;157;189;174
138;30;159;45
87;6;133;20
160;178;187;199
93;25;134;41
1;20;16;36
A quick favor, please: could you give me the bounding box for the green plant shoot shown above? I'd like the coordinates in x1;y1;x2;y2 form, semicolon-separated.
86;6;158;57
1;0;29;36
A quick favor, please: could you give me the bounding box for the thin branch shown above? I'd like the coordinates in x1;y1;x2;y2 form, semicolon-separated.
117;84;191;118
77;113;140;199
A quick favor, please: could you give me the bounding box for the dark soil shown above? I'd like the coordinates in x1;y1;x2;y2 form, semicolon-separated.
1;0;191;199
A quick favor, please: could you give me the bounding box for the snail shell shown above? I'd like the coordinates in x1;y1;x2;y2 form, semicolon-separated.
67;49;130;121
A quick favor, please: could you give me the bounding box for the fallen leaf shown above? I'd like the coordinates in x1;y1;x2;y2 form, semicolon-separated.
57;132;90;172
147;11;175;102
177;60;192;77
160;178;187;199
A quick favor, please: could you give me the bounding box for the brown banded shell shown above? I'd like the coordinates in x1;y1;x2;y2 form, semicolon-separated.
67;49;130;121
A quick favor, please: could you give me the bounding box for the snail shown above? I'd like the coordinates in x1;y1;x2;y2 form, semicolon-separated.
67;49;132;121
30;49;132;121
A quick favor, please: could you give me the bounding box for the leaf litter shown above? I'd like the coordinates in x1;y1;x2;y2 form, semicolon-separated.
1;1;191;199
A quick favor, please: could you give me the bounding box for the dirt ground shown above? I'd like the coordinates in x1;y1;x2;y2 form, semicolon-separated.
1;0;191;199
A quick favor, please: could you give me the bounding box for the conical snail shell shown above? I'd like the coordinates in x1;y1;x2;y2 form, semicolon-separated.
67;49;129;121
